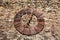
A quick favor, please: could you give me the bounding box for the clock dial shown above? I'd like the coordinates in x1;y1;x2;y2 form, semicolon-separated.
14;8;44;35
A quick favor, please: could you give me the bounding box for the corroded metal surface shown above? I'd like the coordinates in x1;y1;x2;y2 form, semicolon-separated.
14;8;44;35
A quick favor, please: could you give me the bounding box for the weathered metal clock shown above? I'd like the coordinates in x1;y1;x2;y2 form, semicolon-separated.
14;8;44;36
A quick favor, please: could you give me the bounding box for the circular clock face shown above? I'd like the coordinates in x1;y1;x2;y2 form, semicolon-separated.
14;8;44;36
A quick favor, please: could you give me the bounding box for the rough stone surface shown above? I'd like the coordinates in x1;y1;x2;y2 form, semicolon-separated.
0;0;60;40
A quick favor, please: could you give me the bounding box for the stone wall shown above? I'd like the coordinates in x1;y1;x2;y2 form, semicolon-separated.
0;0;60;40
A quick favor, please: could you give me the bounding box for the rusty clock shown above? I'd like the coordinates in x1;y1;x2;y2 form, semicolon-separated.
14;8;45;36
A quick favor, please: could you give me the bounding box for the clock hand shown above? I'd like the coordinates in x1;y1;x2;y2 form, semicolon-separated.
27;14;33;26
24;14;33;28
